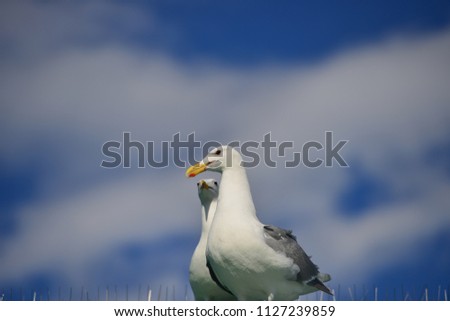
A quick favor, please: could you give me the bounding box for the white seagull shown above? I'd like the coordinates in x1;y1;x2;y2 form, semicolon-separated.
189;179;236;300
186;146;332;301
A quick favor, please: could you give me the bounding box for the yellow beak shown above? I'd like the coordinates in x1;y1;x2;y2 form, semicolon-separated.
199;180;209;190
185;162;207;178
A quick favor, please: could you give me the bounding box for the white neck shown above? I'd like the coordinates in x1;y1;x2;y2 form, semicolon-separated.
201;197;218;235
215;166;258;223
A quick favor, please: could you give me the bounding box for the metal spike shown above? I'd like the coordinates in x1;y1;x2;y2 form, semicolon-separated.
147;285;152;301
157;285;162;301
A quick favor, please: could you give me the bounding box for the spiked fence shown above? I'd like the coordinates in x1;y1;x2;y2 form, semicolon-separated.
1;284;448;301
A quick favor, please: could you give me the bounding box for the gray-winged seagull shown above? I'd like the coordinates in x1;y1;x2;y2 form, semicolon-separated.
189;179;236;300
186;146;332;301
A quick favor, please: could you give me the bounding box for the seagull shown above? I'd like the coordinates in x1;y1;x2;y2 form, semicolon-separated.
186;145;332;300
189;179;236;301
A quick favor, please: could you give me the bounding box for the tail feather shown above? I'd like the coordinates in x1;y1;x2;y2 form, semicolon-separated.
307;278;333;296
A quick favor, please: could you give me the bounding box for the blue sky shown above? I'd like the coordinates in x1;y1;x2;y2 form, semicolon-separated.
1;0;450;300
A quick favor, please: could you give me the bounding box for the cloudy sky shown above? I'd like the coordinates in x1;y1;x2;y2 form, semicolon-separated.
1;0;450;300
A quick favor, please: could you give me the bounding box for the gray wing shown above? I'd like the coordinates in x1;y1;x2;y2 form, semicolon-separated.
263;225;332;295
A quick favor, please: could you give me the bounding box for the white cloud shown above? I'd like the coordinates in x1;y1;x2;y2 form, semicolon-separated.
306;183;450;284
0;171;200;282
0;1;450;289
0;0;153;58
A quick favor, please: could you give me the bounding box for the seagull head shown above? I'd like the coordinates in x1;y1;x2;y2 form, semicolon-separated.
197;179;219;203
186;145;243;177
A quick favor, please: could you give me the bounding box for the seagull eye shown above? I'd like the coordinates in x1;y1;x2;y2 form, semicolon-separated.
215;149;221;155
214;181;218;186
196;182;200;186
